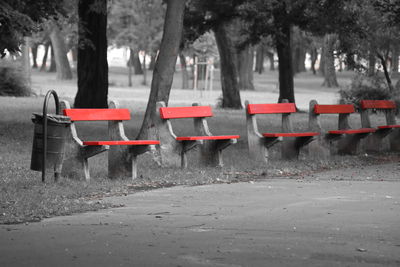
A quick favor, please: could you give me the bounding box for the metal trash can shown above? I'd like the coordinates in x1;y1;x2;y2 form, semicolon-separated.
30;90;70;182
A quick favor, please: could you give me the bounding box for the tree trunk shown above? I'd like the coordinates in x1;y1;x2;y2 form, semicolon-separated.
266;50;275;71
74;0;108;108
49;22;72;80
133;50;143;75
137;0;186;140
319;46;325;76
255;44;264;74
127;48;134;86
297;47;306;73
179;52;189;89
214;21;242;109
142;51;147;86
21;37;31;87
368;49;376;77
377;52;394;92
276;24;295;103
238;45;255;91
48;44;56;72
40;42;50;71
310;47;317;75
31;43;39;69
322;34;339;88
392;46;399;74
149;52;157;70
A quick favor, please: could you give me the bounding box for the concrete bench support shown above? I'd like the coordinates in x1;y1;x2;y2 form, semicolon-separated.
246;99;319;163
60;100;159;181
156;101;239;168
360;100;400;152
309;100;375;155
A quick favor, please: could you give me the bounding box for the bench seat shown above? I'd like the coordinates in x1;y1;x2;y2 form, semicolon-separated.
328;128;376;135
83;140;160;146
176;135;240;141
262;132;319;138
377;125;400;129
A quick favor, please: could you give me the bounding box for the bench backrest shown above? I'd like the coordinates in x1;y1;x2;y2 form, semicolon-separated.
63;109;131;121
360;100;396;110
159;106;213;119
247;103;296;114
313;104;354;114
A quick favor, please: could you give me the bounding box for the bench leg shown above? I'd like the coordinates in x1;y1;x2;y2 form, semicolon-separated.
362;130;391;153
179;140;201;169
109;146;131;179
336;133;369;155
281;136;315;160
388;128;400;151
306;137;330;160
248;137;280;163
281;138;299;160
158;142;182;167
199;142;221;167
132;155;138;180
62;155;90;181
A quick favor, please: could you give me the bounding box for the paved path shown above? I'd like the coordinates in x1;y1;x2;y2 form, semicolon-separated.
1;163;399;266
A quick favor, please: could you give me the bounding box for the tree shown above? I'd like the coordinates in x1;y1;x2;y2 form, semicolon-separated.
343;0;400;91
183;0;244;108
0;0;65;57
137;0;186;140
74;0;108;108
321;33;339;87
239;0;358;102
109;0;165;86
49;20;73;80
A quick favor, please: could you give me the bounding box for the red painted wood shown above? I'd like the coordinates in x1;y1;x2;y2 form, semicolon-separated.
64;109;131;121
83;140;160;146
313;104;355;114
247;103;296;114
262;132;320;137
176;135;240;141
159;106;213;119
360;100;396;110
328;128;375;134
377;125;400;129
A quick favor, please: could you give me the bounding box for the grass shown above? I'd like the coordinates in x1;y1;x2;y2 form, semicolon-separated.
1;94;399;224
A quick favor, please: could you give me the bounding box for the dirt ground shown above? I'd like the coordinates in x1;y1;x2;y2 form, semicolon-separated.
1;162;399;267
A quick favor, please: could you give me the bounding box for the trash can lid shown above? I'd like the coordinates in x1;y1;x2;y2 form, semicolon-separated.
32;113;71;124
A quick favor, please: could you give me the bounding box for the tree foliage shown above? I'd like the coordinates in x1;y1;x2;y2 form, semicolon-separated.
0;0;65;57
108;0;165;53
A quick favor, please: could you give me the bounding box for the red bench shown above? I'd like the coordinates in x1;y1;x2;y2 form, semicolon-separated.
60;100;159;180
309;100;375;155
156;101;239;168
360;100;400;151
245;100;319;163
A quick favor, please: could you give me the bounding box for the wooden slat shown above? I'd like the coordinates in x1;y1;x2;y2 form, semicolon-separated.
176;135;240;141
377;125;400;129
83;140;160;146
262;132;320;137
159;106;213;119
247;103;296;114
64;109;131;121
328;128;375;134
360;100;396;110
313;104;354;114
